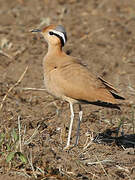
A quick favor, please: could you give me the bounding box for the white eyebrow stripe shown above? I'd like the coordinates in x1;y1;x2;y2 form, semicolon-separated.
51;29;66;44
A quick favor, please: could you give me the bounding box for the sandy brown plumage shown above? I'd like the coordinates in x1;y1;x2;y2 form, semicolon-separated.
31;25;125;149
44;53;124;107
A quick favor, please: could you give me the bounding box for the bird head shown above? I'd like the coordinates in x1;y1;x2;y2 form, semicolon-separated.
31;25;67;47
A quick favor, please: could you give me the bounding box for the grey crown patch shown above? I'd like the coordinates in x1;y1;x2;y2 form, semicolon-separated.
55;25;66;34
55;25;67;41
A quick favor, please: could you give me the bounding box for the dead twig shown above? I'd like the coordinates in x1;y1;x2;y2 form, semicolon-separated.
0;49;13;59
0;66;28;111
83;159;114;165
19;87;46;91
24;124;40;145
94;153;110;180
18;116;22;153
76;161;99;178
27;149;37;179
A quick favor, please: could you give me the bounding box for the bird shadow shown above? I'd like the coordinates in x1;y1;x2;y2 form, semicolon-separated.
93;128;135;148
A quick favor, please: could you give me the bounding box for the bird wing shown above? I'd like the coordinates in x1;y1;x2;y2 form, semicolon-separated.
98;76;119;93
51;56;118;104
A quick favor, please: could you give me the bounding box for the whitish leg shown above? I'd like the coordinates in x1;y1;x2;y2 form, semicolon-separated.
64;102;74;149
75;104;83;146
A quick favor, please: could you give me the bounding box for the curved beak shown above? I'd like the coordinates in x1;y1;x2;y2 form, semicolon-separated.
31;29;41;33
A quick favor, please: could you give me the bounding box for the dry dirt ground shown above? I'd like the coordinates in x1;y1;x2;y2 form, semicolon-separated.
0;0;135;179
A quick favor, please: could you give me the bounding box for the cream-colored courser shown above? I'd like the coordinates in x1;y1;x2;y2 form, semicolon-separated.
31;25;125;149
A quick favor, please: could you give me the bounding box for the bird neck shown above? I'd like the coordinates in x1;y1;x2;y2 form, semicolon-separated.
47;43;63;56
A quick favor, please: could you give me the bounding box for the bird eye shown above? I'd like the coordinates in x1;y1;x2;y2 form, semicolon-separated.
49;31;54;35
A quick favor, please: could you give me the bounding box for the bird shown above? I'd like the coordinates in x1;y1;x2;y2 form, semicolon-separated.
31;25;125;149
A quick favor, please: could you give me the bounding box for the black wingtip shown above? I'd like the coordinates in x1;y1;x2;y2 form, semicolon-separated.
78;100;121;110
110;92;125;100
90;101;121;110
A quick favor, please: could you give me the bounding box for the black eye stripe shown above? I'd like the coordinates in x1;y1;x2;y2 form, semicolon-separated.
49;31;65;47
49;31;54;35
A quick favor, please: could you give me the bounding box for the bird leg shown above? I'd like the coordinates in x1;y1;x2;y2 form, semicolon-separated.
75;104;83;146
64;102;74;149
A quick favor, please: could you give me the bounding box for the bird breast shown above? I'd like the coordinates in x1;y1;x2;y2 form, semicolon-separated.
43;56;65;98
